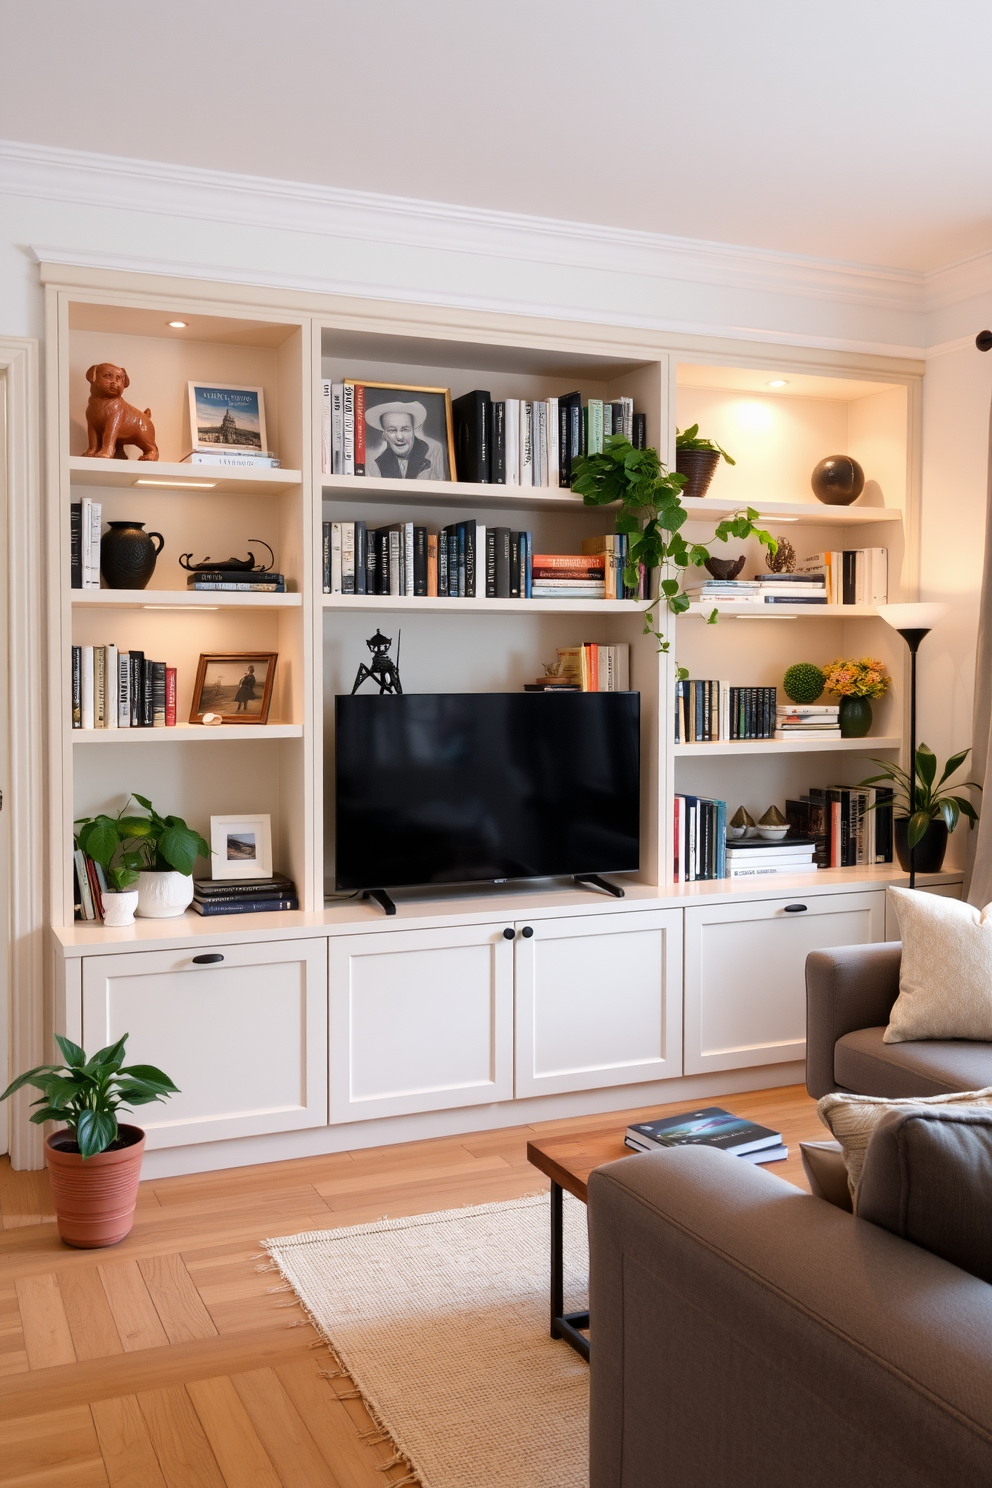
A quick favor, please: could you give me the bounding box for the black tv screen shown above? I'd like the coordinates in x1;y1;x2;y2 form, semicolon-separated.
335;692;640;891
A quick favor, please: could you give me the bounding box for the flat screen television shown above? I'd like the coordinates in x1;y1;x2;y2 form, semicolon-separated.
334;692;640;893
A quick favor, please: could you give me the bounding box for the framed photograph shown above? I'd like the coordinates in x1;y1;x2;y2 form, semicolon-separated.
187;381;267;453
189;653;278;724
210;814;273;880
356;381;455;481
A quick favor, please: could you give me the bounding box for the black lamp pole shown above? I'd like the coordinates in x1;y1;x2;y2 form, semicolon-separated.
897;626;931;890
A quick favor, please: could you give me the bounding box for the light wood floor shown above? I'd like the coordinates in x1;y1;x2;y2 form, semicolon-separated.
0;1084;819;1487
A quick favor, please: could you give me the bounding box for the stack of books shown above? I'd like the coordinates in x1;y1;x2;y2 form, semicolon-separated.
774;703;841;740
581;535;647;599
182;449;280;468
725;837;818;878
675;681;777;741
532;553;605;600
71;645;176;729
191;875;299;916
187;569;286;593
787;788;894;868
554;644;630;692
70;499;101;589
684;574;827;606
625;1107;787;1164
797;547;887;605
673;794;727;880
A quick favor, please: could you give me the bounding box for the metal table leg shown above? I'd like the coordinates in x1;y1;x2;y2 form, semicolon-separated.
549;1180;590;1361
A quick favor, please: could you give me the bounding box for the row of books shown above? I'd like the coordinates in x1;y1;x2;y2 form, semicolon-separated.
775;704;840;740
787;787;894;867
799;547;888;606
685;574;828;607
70;499;102;589
73;848;108;921
192;875;299;916
187;569;287;593
625;1106;787;1165
724;837;817;878
550;644;630;692
71;645;176;729
321;521;649;601
675;682;779;742
674;795;727;881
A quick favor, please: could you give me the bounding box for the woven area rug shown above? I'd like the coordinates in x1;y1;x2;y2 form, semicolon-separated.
265;1192;589;1488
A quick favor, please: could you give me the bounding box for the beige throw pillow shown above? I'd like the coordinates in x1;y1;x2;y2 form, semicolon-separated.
884;887;992;1043
817;1087;992;1205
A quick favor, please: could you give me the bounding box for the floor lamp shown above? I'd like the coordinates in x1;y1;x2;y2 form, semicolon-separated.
877;603;948;889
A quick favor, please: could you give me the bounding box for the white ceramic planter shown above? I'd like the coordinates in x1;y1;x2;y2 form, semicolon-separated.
101;889;139;927
136;871;194;919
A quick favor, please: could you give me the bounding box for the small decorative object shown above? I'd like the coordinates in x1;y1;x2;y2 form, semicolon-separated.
811;455;865;507
859;743;980;874
84;363;159;461
765;537;797;573
823;657;889;737
209;813;273;880
201;713;223;726
704;554;746;581
352;630;403;695
188;382;267;453
1;1032;177;1247
189;653;278;724
531;659;575;689
783;662;826;704
360;382;456;480
100;520;165;590
757;805;790;840
675;423;735;500
727;805;756;839
179;539;274;573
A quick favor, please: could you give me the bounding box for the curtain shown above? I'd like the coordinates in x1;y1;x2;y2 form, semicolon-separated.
966;396;992;904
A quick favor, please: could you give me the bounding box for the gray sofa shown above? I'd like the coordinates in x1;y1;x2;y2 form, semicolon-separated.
806;941;992;1098
588;1143;992;1488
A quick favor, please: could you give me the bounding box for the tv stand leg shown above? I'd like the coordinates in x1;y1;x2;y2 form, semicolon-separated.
573;874;625;899
363;888;397;916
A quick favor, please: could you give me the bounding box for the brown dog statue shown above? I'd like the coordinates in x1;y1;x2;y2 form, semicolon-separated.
84;364;159;460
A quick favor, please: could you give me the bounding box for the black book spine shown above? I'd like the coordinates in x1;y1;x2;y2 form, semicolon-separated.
322;521;331;593
632;412;647;449
364;526;376;594
412;526;428;596
485;527;496;598
843;550;857;605
571;402;582;466
152;661;166;726
71;646;82;728
438;531;448;597
375;530;389;595
464;520;476;598
129;651;144;727
143;663;155;728
489;402;506;484
193;897;300;916
354;521;367;595
875;786;894;863
558;399;572;487
452;390;491;483
495;528;510;598
509;533;521;599
70;503;83;589
456;524;467;597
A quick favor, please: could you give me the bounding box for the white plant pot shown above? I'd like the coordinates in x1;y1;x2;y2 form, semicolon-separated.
136;871;194;919
101;889;139;927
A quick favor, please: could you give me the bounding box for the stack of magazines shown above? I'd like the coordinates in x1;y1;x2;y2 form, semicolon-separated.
192;875;299;916
625;1106;787;1163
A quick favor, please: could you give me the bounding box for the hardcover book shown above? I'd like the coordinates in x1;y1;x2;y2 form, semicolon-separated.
625;1107;782;1157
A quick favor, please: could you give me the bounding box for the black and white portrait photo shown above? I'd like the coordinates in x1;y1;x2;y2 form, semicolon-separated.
361;384;454;481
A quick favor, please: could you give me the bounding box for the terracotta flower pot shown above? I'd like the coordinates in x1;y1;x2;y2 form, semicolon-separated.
45;1124;145;1248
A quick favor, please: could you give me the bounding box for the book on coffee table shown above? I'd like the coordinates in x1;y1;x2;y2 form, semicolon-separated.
624;1106;784;1159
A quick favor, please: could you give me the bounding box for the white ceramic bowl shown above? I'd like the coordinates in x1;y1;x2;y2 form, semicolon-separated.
756;825;790;841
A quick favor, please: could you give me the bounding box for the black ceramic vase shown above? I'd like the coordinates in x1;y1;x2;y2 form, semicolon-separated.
894;818;949;874
100;521;164;590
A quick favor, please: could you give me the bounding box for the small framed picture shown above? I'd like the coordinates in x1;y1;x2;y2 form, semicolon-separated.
187;381;267;453
189;653;277;724
357;382;455;481
210;814;273;879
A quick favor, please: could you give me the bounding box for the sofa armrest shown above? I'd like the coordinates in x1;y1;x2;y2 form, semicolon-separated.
588;1148;992;1488
805;940;902;1097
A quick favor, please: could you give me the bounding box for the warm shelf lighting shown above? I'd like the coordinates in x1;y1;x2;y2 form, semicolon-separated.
143;605;219;611
135;479;217;489
167;320;188;328
767;379;789;388
735;614;798;620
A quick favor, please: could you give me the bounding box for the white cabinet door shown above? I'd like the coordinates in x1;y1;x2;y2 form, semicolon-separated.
82;939;328;1149
514;909;683;1098
684;891;885;1075
328;923;513;1122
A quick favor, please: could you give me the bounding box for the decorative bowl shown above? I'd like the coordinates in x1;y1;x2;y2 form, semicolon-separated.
755;825;790;841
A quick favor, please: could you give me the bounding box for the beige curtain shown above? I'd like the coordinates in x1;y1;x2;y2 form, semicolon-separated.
967;397;992;904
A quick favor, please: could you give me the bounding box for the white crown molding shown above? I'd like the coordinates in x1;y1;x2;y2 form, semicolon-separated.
0;138;926;316
29;243;927;361
924;249;992;313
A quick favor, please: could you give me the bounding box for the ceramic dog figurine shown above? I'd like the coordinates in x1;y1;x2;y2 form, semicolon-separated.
84;364;159;460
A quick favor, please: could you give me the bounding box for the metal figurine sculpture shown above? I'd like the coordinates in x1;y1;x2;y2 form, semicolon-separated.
179;539;275;573
351;630;403;695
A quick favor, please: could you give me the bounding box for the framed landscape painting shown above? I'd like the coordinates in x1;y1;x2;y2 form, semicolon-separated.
188;381;267;453
209;813;273;880
189;652;277;724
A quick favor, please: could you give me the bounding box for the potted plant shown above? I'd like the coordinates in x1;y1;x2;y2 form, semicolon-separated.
78;796;209;919
822;657;890;737
860;743;981;873
571;434;775;664
74;813;143;925
0;1033;178;1247
675;423;736;500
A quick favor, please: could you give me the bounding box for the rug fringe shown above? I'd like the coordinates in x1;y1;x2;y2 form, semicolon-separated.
387;1473;419;1486
376;1451;407;1471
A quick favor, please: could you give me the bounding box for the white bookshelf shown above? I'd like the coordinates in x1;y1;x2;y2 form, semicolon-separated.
69;456;302;496
71;590;302;609
674;736;901;757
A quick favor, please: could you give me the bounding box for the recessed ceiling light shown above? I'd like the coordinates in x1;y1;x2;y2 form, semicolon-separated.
767;379;789;388
167;320;188;329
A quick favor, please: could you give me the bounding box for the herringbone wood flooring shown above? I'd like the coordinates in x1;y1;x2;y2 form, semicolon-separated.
0;1084;819;1486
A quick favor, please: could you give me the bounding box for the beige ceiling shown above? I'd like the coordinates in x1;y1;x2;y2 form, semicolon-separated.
2;0;991;274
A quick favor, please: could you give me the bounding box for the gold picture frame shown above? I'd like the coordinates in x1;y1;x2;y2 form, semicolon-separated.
350;380;455;481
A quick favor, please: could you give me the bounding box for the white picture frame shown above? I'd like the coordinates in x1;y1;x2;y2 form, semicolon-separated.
187;381;267;454
209;813;273;880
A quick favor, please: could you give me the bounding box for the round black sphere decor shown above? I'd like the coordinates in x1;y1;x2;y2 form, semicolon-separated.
811;455;865;507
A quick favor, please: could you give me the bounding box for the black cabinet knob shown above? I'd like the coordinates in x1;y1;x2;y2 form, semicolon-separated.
521;925;534;938
191;952;225;964
502;927;515;940
783;904;808;913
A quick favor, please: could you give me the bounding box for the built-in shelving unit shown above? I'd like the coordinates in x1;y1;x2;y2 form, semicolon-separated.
69;455;303;496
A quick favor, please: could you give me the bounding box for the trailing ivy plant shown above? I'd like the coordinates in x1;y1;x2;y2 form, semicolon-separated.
675;423;736;465
570;435;776;668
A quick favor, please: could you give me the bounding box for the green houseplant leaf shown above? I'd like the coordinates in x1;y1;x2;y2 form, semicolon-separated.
859;743;981;844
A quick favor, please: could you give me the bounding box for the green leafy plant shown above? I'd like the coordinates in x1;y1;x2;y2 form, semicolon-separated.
77;796;209;880
860;743;981;848
0;1033;179;1159
675;423;735;465
783;663;826;704
571;434;775;665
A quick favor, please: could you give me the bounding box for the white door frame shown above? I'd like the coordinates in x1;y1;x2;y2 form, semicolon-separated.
0;338;45;1168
